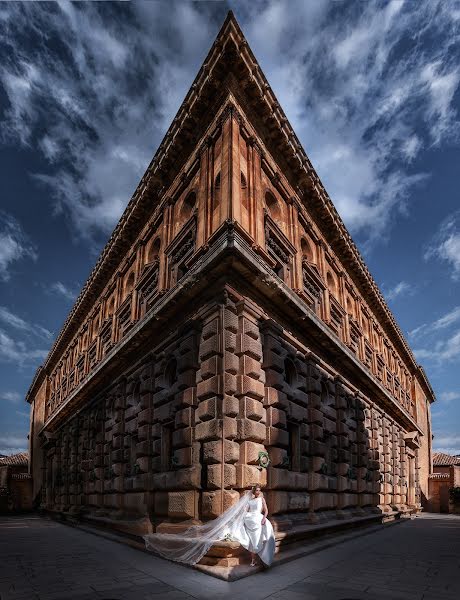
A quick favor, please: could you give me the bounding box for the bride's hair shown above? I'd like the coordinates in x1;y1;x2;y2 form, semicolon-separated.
251;484;263;495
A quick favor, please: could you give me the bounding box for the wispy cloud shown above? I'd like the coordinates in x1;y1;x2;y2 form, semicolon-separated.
414;329;460;364
49;281;78;301
15;409;30;419
0;1;214;253
0;305;52;340
0;328;49;367
409;305;460;340
0;391;21;403
439;391;460;404
424;211;460;280
243;0;458;246
0;211;37;281
0;433;28;456
0;1;458;252
384;281;415;302
433;432;460;456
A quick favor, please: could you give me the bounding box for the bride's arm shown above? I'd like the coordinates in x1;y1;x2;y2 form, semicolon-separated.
261;496;268;525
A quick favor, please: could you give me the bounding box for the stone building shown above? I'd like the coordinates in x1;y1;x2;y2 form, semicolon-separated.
428;452;460;514
26;12;434;550
0;452;33;513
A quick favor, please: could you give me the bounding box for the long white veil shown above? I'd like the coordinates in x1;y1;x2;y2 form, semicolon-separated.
143;490;252;565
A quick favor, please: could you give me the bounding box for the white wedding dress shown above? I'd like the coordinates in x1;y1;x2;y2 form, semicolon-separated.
231;495;276;566
143;491;276;567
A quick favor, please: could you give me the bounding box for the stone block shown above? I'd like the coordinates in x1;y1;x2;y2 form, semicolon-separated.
288;492;310;511
224;352;239;374
237;334;262;360
241;355;263;379
309;472;329;490
265;491;289;514
265;368;285;388
201;489;240;518
138;424;150;440
240;440;266;464
308;408;323;424
236;463;266;488
267;445;288;467
172;426;192;448
201;356;219;379
197;375;222;399
168;490;198;518
135;440;151;457
175;407;193;428
225;331;237;352
266;425;289;447
195;418;221;441
264;387;288;407
237;375;265;399
223;372;238;395
207;464;236;489
244;397;266;421
173;447;192;467
311;491;338;511
267;406;286;428
196;397;217;422
223;395;239;416
237;418;266;442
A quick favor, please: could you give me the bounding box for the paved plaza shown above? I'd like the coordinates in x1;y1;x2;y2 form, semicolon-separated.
0;513;459;600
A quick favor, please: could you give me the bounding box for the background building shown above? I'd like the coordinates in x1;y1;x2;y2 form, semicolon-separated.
26;12;434;555
0;451;32;513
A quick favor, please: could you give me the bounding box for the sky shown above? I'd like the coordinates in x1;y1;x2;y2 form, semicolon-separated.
0;1;459;457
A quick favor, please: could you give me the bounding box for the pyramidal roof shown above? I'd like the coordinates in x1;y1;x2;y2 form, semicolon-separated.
26;11;435;403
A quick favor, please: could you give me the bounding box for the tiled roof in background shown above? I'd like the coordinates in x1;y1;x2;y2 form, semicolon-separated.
0;451;29;466
433;452;460;467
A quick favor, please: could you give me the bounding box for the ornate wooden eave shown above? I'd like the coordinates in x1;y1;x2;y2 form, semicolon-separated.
26;10;434;405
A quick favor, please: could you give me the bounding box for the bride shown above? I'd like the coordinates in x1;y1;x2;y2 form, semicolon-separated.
143;484;276;568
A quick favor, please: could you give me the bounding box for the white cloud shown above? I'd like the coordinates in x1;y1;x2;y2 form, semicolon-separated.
439;391;460;403
433;433;460;456
384;281;415;302
49;281;78;301
0;328;49;367
0;1;457;252
414;329;460;364
409;305;460;340
0;305;52;340
0;433;28;456
244;0;458;244
0;211;37;281
0;391;21;403
15;410;30;419
425;212;460;280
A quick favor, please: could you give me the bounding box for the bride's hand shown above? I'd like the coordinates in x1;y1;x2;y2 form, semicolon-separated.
261;517;266;525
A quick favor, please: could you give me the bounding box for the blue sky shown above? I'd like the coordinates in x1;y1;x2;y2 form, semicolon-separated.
0;1;459;457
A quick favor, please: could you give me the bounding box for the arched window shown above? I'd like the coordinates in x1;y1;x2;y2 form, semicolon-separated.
124;271;135;300
147;238;161;264
240;171;248;210
284;358;297;387
327;272;337;298
301;238;314;263
106;297;115;319
346;296;355;318
180;192;196;225
266;191;282;226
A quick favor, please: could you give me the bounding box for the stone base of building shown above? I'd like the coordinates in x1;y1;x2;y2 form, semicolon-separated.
41;505;415;580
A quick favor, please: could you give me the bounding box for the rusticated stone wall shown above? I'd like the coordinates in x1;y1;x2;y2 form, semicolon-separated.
39;291;421;529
